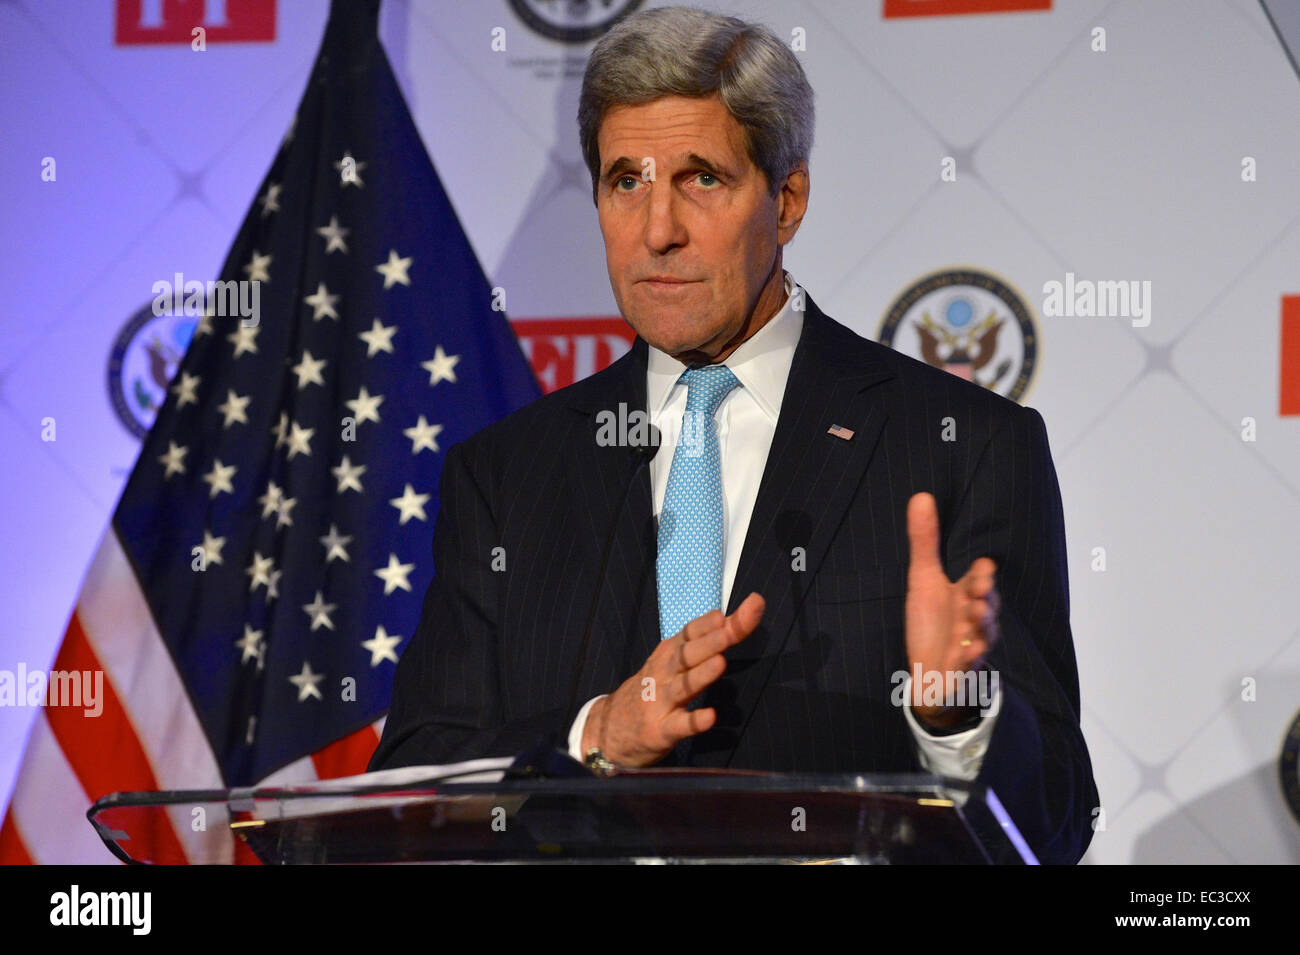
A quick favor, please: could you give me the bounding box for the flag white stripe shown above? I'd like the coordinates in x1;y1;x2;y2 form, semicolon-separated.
8;711;116;864
76;530;233;863
78;530;225;793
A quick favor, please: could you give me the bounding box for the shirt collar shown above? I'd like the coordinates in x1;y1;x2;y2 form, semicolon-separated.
646;270;803;423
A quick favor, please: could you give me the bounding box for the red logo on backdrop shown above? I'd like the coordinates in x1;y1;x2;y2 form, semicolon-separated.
510;318;636;394
883;0;1050;18
1282;296;1300;417
116;0;275;45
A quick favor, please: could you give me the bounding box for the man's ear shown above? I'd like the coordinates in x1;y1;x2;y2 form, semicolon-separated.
776;163;810;245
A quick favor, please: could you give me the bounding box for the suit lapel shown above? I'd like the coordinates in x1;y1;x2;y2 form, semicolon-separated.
689;296;896;766
563;339;662;705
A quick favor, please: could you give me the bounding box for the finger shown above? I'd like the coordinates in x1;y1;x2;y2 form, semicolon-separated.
965;589;1000;637
722;592;766;644
906;492;943;575
665;652;727;707
678;630;720;672
682;595;763;643
680;592;765;671
955;630;988;663
661;706;717;744
981;600;1001;650
962;559;996;593
664;608;725;672
680;609;725;642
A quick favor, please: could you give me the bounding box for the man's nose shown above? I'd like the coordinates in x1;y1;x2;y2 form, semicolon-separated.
642;182;687;253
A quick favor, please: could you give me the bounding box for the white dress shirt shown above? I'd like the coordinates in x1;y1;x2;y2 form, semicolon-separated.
569;271;1001;780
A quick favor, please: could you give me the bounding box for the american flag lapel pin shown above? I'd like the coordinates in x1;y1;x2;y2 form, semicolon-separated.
827;423;854;441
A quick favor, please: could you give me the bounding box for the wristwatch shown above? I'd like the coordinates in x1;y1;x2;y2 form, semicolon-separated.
920;707;983;736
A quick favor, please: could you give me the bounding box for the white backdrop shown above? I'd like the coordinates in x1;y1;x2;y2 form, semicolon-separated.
2;0;1298;864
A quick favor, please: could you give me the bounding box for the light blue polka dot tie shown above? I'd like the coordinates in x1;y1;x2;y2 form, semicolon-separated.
657;364;741;641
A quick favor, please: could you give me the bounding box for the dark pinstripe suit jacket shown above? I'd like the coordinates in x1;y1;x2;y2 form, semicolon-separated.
371;294;1099;864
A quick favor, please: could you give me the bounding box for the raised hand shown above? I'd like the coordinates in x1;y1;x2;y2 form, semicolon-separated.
904;492;1000;729
581;592;766;766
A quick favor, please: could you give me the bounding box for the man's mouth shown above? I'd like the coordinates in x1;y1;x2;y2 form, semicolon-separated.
639;276;699;292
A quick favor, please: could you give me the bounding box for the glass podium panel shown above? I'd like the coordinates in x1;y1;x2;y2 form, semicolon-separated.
87;771;1037;864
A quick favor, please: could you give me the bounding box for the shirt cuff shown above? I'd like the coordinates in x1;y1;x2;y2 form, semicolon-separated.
901;674;1002;784
567;695;607;762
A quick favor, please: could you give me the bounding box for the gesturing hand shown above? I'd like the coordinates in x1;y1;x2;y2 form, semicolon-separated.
581;592;766;767
905;492;1000;729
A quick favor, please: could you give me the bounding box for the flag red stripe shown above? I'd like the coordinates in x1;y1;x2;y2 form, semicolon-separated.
45;612;190;864
234;836;264;865
310;724;380;779
0;810;34;865
1281;296;1300;416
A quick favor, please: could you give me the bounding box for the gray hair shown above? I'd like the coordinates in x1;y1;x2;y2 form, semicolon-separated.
578;6;814;204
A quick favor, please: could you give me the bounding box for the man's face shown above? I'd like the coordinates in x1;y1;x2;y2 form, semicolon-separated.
595;94;806;363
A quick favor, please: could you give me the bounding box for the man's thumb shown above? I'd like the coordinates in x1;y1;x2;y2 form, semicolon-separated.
906;492;942;573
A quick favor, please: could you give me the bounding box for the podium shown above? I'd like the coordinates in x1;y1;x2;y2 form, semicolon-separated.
87;764;1038;864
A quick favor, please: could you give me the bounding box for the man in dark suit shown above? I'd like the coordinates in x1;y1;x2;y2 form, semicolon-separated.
371;6;1098;864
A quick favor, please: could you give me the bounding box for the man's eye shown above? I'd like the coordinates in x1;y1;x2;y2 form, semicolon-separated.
696;172;719;187
615;176;639;191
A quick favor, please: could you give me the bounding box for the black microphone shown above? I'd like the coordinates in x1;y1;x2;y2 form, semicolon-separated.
564;422;661;735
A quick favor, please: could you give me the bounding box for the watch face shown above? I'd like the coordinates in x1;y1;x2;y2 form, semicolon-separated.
930;712;983;736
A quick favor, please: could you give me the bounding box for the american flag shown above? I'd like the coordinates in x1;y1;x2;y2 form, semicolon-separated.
0;0;539;864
